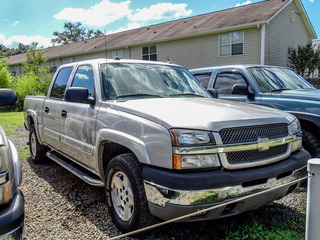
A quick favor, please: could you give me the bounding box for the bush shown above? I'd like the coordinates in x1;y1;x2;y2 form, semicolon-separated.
0;59;13;88
15;72;51;110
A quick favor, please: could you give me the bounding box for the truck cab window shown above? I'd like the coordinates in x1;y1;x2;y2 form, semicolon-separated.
193;72;212;88
50;67;73;99
72;65;95;96
214;72;247;95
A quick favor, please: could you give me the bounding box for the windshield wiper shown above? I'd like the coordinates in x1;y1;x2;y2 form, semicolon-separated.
271;88;292;92
116;93;163;99
169;93;206;98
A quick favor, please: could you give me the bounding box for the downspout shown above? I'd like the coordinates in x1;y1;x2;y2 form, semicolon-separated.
260;24;266;65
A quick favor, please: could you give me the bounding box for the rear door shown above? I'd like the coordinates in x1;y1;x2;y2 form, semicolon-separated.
60;64;98;169
42;67;73;150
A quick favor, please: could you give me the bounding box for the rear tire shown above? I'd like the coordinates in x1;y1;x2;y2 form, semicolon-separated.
29;125;48;163
105;153;150;233
302;129;320;158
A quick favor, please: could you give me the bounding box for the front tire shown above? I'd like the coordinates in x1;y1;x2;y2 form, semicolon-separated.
29;125;48;163
302;129;320;158
105;153;150;232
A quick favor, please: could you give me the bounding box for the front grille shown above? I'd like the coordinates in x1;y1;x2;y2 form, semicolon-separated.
226;144;289;165
219;124;288;144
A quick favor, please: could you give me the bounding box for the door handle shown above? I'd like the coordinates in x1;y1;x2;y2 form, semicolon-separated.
61;110;67;118
44;107;49;113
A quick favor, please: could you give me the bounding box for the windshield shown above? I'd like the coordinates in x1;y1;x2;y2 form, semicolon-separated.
248;67;315;93
100;63;211;100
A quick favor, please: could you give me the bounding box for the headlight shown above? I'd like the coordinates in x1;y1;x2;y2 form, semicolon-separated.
290;118;301;134
170;129;220;169
290;118;302;152
170;129;215;146
174;154;221;169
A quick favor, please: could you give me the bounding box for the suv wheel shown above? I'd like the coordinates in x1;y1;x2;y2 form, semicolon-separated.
303;129;320;158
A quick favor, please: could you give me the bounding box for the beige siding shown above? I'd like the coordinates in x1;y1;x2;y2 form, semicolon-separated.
265;1;312;67
126;28;260;69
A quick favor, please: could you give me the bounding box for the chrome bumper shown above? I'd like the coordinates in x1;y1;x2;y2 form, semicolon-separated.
144;166;307;221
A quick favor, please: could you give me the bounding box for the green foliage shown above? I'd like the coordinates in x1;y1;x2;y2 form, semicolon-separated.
224;220;303;240
15;72;50;109
13;43;51;110
0;43;30;57
52;22;104;45
0;59;13;88
287;42;320;79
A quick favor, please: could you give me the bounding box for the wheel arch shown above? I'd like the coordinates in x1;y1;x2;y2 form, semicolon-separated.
95;129;151;180
25;110;44;145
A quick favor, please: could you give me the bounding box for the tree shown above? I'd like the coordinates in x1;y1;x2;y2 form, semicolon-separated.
0;59;13;88
52;22;104;45
0;43;30;58
287;42;320;79
14;43;51;109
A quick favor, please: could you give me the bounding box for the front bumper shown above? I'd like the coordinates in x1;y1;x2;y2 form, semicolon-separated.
0;189;25;240
143;149;310;221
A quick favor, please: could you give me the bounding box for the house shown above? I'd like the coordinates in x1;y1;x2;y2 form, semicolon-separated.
311;40;320;78
5;0;316;76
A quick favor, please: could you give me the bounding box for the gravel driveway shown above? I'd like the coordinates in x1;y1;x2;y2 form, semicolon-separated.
9;127;308;240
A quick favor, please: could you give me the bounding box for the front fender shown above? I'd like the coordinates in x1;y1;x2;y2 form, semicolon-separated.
289;111;320;129
25;109;43;145
95;128;151;177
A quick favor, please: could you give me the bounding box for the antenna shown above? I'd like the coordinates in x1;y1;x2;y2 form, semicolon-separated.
103;29;110;100
104;29;108;60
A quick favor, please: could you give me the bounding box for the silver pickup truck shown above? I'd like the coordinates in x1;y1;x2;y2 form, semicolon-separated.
24;58;310;232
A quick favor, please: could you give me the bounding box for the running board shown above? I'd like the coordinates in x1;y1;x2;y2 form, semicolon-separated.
46;151;104;187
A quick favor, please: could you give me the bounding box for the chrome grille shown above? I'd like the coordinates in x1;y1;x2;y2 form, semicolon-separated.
219;124;288;144
226;144;289;165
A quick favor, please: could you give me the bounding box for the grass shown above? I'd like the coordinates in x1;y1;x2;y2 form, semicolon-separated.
0;111;24;135
0;111;30;159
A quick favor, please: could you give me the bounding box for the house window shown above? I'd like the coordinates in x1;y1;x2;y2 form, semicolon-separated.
220;31;244;56
142;45;157;61
68;57;77;63
49;60;58;73
109;50;123;59
9;67;16;76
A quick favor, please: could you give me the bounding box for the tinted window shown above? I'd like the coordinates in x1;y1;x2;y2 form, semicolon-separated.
71;65;95;96
248;67;314;92
193;72;211;88
214;72;247;95
50;67;73;99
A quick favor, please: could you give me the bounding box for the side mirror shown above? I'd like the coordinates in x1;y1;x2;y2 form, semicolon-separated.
0;89;17;107
231;84;254;97
208;89;219;98
65;87;95;105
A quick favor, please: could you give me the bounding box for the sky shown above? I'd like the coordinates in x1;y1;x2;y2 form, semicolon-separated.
0;0;319;49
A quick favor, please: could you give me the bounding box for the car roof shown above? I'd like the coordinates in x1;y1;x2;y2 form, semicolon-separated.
189;64;286;72
59;58;181;68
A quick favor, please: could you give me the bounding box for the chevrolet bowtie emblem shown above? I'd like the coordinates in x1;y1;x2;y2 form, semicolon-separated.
257;137;270;151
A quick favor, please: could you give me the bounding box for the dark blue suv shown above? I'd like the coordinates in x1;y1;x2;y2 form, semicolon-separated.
190;65;320;158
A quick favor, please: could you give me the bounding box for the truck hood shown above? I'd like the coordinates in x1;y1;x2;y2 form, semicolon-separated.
111;98;294;131
275;89;320;101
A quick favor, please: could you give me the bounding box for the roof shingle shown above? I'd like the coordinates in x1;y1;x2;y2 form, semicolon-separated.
5;0;289;65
